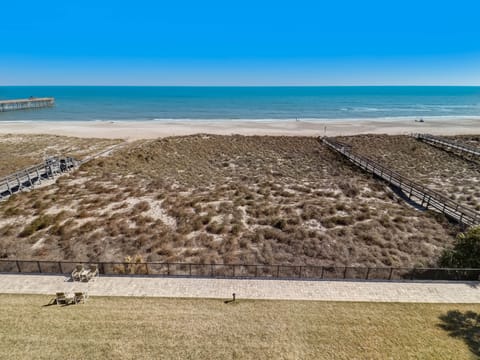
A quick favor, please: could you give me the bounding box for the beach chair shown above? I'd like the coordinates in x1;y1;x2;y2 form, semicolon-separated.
71;265;84;282
88;264;99;281
55;292;71;305
73;291;88;304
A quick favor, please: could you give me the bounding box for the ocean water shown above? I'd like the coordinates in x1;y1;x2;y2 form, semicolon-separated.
0;86;479;121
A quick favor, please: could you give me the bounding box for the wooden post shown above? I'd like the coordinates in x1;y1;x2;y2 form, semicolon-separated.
26;170;32;186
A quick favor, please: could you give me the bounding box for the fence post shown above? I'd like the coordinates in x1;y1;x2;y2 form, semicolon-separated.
232;265;235;277
365;267;370;280
16;260;21;273
411;268;416;280
189;263;192;276
211;264;214;277
145;263;149;275
255;265;258;278
343;267;348;279
388;267;393;280
298;266;302;278
58;262;63;274
276;265;280;278
320;266;324;279
37;261;42;273
167;263;170;276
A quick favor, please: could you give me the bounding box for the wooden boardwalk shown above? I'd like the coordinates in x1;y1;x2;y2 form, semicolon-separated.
0;157;77;200
413;133;480;159
322;137;480;227
0;142;125;201
0;98;54;112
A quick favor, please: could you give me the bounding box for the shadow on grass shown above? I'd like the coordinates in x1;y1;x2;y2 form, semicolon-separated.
439;310;480;357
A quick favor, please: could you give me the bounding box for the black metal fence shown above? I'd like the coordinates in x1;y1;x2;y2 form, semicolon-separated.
0;260;479;281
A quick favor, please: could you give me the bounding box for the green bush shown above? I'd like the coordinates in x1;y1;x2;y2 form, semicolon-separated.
440;226;480;268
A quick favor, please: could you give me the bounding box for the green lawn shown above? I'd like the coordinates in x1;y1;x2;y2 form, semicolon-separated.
1;294;479;359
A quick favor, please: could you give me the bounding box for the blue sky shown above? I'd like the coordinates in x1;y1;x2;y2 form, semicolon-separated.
1;0;479;85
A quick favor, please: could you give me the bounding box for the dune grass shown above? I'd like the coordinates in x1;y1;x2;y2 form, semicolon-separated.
0;294;478;359
338;135;480;210
0;134;121;177
0;135;463;267
0;135;460;268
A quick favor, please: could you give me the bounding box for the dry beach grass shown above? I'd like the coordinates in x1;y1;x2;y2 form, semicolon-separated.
0;134;121;177
0;134;464;268
338;135;480;210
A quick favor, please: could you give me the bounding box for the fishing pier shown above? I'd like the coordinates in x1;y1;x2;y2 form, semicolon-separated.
0;98;55;112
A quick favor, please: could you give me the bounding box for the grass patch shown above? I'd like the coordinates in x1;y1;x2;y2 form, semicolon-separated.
0;294;478;359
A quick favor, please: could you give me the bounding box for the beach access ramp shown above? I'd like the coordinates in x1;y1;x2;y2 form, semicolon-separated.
0;157;77;200
412;133;480;160
322;137;480;227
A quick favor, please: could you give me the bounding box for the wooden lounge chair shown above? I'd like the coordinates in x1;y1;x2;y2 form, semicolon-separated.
73;291;88;304
81;264;99;282
88;264;99;281
80;269;90;282
71;265;83;282
55;292;71;305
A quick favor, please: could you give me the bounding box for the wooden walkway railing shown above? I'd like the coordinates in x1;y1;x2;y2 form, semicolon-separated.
0;157;78;200
321;137;480;227
0;259;479;281
412;133;480;159
0;142;125;201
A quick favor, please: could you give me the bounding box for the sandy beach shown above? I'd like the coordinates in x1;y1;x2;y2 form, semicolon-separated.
0;117;479;140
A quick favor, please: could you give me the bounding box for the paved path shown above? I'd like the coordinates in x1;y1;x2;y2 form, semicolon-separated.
0;274;479;303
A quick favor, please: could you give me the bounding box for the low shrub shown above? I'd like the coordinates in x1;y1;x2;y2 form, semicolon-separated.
19;215;53;237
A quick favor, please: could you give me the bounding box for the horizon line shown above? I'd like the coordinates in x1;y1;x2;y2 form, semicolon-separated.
1;84;480;87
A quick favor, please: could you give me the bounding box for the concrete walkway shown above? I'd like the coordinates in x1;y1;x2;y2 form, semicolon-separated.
0;274;479;303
